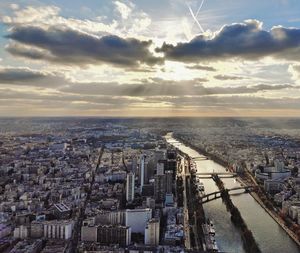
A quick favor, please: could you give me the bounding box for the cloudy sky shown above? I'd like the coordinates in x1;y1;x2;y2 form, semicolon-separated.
1;0;300;117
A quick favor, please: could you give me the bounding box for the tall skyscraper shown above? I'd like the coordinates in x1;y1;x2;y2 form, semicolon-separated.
131;156;138;174
154;174;166;203
167;150;177;178
165;170;173;194
144;160;152;184
139;154;145;190
145;219;160;246
126;172;135;202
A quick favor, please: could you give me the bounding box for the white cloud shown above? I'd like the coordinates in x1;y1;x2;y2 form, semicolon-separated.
288;64;300;83
10;3;19;10
2;5;60;25
114;1;132;20
2;3;152;40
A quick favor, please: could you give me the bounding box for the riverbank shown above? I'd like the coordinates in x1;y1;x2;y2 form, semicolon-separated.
250;191;300;247
174;134;229;168
239;171;300;247
173;134;300;248
180;152;206;250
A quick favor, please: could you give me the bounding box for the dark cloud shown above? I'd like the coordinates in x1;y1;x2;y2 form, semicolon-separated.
252;84;293;91
6;26;163;67
156;20;300;62
214;74;245;80
1;74;295;115
0;68;44;82
6;19;300;68
6;43;50;61
0;67;293;96
0;67;64;87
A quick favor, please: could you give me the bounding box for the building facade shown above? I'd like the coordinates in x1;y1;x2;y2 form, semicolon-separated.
30;220;73;240
97;225;131;247
154;174;166;203
126;172;135;202
144;219;160;246
125;208;152;234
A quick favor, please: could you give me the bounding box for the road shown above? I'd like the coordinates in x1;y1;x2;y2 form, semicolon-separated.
186;157;201;250
68;146;104;253
179;155;191;250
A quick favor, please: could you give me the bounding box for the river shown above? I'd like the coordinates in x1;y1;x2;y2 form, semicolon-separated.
166;134;299;253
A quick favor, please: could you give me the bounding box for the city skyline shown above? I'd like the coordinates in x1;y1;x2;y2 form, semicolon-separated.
1;0;300;116
1;117;300;252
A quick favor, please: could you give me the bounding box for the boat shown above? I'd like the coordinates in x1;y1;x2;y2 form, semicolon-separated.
198;182;205;191
209;220;216;235
202;219;219;252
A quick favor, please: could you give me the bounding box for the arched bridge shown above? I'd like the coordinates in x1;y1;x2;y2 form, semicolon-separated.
200;186;255;204
195;172;237;179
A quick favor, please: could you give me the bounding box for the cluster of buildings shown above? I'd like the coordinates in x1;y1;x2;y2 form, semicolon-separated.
0;120;186;252
269;176;300;225
0;131;95;252
79;142;184;252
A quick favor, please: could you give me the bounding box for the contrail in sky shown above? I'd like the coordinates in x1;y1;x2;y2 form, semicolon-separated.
187;0;205;33
195;0;205;20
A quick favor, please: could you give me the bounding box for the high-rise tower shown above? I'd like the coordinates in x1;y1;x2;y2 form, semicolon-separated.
126;172;135;202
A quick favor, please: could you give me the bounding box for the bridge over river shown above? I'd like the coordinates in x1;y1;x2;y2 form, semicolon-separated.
200;186;256;204
166;134;300;253
195;172;237;179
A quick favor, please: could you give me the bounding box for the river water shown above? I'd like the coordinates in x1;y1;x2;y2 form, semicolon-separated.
166;135;299;253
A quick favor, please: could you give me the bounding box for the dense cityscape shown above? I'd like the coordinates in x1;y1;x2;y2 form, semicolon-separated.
1;0;300;252
0;118;299;253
